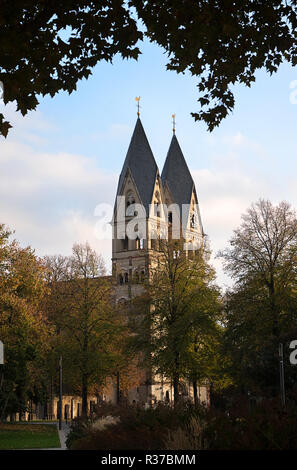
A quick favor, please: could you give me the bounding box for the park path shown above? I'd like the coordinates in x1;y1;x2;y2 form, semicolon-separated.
57;422;69;450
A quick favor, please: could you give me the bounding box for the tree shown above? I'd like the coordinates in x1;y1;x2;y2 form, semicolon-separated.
220;199;297;340
219;199;297;395
1;1;297;135
44;242;126;417
129;238;221;406
185;322;231;405
0;224;53;420
134;0;297;131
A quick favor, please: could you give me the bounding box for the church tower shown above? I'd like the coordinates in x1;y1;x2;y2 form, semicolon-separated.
112;116;168;404
112;117;167;303
111;115;206;405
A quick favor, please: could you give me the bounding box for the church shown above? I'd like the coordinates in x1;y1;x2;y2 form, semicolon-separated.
18;114;209;421
110;114;209;407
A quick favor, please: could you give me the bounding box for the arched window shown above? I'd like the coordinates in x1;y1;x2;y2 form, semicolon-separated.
140;270;145;282
124;272;129;283
154;191;161;218
126;191;135;207
190;212;197;228
136;237;144;250
119;274;124;285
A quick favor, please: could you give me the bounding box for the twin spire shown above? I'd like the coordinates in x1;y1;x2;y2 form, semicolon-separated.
116;116;198;218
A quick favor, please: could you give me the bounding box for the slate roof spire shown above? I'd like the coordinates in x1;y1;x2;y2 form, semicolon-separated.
116;117;158;215
161;133;195;209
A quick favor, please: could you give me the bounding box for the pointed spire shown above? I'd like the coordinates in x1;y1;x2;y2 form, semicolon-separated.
161;134;195;209
116;118;158;215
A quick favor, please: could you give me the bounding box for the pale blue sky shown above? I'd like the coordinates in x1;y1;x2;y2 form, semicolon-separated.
0;38;296;288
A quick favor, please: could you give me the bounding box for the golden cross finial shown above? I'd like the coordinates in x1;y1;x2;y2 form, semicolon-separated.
135;96;141;117
172;113;176;134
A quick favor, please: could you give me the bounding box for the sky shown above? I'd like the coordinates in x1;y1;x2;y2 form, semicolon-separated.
0;38;296;289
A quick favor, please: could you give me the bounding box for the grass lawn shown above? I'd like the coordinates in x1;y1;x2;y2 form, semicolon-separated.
0;423;61;449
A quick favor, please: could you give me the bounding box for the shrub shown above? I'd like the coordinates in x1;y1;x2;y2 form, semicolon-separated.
165;416;207;450
66;416;92;450
71;424;166;450
204;398;297;450
67;398;297;450
91;415;120;431
68;402;207;450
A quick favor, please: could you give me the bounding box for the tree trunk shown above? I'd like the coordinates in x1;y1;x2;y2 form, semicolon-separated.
269;276;279;340
173;352;180;406
0;391;10;422
173;374;179;406
209;382;214;407
82;372;88;418
193;380;198;406
193;337;199;406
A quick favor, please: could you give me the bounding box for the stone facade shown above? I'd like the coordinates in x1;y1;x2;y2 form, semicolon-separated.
111;118;209;407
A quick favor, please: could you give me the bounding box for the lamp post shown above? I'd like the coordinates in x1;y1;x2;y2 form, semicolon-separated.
279;343;286;410
59;356;62;430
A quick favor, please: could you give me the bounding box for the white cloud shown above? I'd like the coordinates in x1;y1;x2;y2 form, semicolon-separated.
191;130;295;289
1;115;295;290
0;109;117;272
